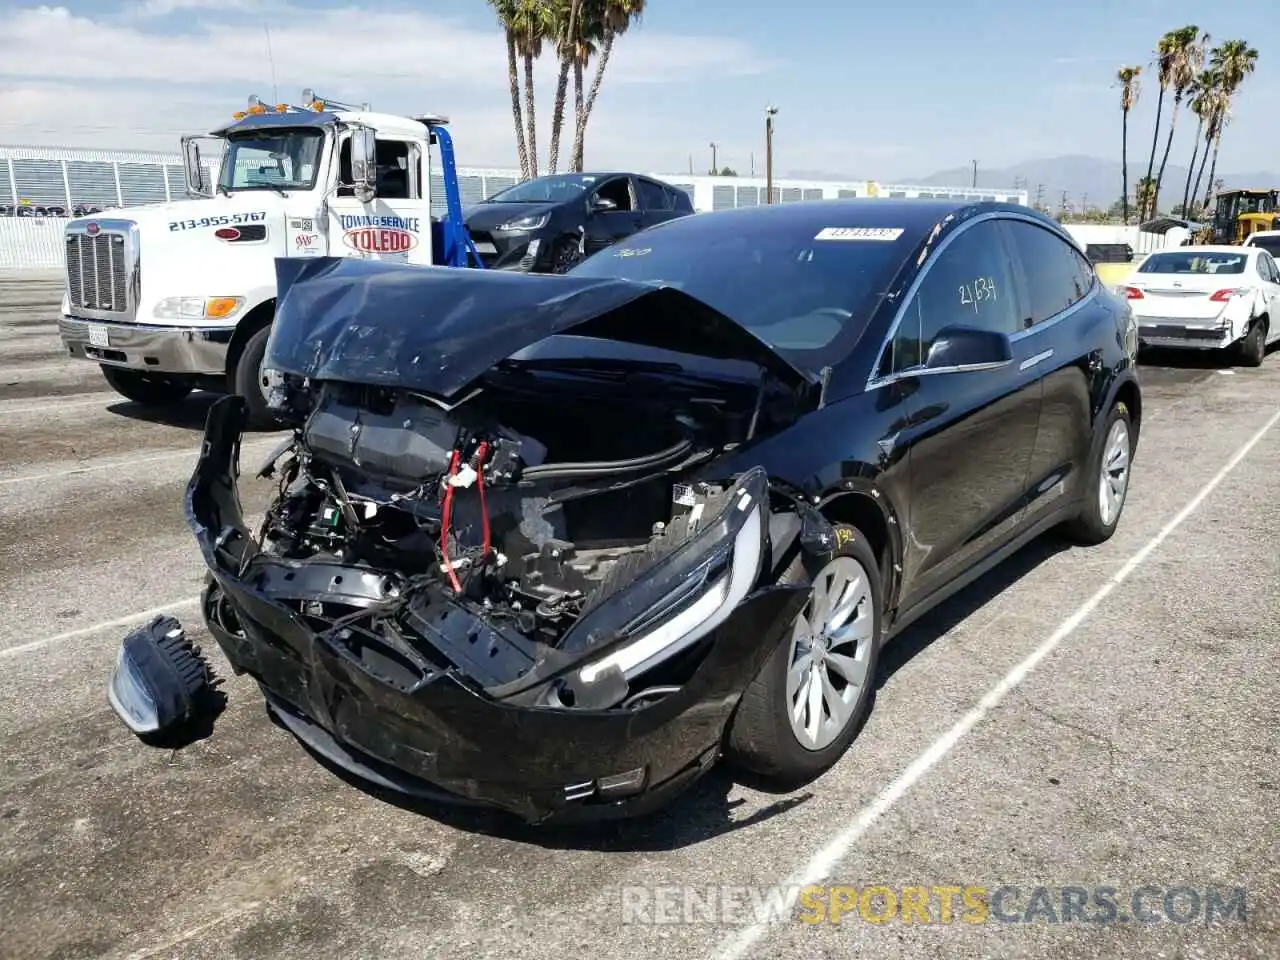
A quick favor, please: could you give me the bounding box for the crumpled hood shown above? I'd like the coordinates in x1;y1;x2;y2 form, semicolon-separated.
264;256;817;398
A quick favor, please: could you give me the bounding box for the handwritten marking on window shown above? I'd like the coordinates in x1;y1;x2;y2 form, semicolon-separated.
959;277;997;312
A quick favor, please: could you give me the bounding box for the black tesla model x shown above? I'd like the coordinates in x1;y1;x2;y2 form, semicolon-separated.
175;198;1142;823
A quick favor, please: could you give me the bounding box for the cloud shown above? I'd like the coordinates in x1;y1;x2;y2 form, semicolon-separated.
0;3;776;170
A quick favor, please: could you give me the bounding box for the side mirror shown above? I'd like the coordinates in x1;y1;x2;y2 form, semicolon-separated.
348;126;377;202
591;196;618;213
181;136;211;198
924;325;1013;371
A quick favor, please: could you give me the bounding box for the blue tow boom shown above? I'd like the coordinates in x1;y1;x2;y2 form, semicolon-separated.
428;122;486;269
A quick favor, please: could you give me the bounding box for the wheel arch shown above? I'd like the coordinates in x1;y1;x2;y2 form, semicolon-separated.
814;485;903;617
224;298;276;382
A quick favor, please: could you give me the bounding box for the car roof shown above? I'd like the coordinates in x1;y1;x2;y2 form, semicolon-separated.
1149;245;1254;255
645;196;1045;236
1246;230;1280;239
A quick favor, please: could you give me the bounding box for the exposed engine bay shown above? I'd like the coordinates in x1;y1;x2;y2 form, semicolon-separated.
222;352;818;711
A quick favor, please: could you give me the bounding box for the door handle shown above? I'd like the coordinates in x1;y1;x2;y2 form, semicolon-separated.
1019;348;1054;371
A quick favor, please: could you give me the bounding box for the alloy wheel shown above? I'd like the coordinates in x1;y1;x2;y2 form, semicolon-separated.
786;556;874;751
1098;418;1131;527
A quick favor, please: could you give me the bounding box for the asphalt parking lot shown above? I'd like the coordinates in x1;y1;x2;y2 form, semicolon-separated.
0;273;1276;960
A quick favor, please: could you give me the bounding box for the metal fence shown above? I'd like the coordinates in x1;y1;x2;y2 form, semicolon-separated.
0;143;1031;270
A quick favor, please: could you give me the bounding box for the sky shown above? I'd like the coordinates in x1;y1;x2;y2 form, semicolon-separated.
0;0;1274;182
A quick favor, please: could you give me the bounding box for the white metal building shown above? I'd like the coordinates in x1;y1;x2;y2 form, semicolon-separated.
0;143;1029;270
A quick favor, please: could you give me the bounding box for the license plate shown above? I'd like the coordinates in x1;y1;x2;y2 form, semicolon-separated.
87;325;109;347
473;242;497;254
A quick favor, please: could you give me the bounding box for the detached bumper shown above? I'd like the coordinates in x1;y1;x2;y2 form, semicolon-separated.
1137;320;1234;350
59;315;233;375
185;396;808;823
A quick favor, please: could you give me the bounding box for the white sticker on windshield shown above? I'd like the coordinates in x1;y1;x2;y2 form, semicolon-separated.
814;227;904;242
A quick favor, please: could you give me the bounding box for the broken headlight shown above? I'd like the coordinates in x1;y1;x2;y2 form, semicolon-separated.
570;468;769;686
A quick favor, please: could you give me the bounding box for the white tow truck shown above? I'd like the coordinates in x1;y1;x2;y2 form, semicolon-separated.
57;92;484;424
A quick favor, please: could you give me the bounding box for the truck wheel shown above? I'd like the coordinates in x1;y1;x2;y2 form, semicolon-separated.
725;524;882;783
100;366;193;406
231;325;278;428
1238;317;1267;367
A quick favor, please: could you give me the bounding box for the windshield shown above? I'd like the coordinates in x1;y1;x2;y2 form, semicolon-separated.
217;129;325;192
1248;235;1280;257
567;215;911;371
1137;251;1247;275
486;174;597;203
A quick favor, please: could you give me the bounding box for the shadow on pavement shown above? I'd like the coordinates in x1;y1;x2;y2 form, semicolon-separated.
241;531;1080;852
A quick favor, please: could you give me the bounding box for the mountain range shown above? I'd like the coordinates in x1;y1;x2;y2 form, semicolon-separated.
784;154;1280;212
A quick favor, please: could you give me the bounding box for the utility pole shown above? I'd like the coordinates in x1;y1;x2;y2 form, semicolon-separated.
1081;192;1089;212
750;152;755;177
710;142;719;175
971;160;978;188
1035;183;1045;210
1060;190;1069;213
688;154;693;176
764;105;778;204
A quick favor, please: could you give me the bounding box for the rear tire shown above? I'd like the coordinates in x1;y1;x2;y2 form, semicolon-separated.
1238;317;1267;367
1061;400;1132;545
231;325;278;429
100;366;193;406
725;524;882;783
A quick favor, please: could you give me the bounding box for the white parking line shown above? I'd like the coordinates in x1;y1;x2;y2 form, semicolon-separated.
0;435;283;487
711;404;1280;960
0;597;201;661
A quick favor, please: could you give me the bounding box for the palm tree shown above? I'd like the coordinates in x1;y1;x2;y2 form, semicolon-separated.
1135;176;1157;222
1201;39;1259;212
570;0;646;171
512;0;554;179
487;0;530;178
1181;68;1217;217
1140;32;1177;220
1191;80;1226;214
1152;26;1205;219
547;0;585;173
1116;65;1142;224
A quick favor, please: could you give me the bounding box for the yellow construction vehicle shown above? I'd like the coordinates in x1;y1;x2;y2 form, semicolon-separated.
1202;188;1280;244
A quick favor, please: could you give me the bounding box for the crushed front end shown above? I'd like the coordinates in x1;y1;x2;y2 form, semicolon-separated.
187;383;811;822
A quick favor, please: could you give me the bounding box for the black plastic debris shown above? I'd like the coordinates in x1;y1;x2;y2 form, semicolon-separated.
107;615;219;744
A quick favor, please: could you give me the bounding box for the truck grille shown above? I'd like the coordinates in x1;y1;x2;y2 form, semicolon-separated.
66;230;130;313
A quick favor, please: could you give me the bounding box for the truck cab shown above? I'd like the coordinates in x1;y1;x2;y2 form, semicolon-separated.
57;92;481;424
1210;188;1280;245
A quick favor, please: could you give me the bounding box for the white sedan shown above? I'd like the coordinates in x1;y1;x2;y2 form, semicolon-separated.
1121;245;1280;366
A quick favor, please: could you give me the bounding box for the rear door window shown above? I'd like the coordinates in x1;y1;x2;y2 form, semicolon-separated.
1004;221;1095;326
636;178;672;211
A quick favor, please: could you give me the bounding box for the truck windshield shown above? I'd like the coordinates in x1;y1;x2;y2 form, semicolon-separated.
218;129;325;192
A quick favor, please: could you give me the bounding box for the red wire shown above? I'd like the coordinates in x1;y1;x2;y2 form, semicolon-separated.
475;442;491;560
440;449;463;594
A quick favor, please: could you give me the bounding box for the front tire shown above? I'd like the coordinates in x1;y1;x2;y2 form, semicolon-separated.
726;524;882;782
231;325;278;429
1061;400;1133;545
100;366;193;406
548;236;584;274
